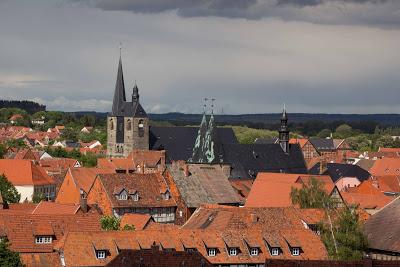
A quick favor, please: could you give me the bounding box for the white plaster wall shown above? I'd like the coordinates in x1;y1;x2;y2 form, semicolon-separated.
15;185;34;202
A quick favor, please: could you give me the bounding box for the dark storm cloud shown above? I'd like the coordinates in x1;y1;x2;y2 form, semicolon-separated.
70;0;400;27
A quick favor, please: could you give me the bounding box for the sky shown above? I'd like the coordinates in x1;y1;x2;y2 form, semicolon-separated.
0;0;399;114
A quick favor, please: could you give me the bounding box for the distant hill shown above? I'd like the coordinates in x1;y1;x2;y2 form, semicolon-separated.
0;100;46;113
70;112;400;126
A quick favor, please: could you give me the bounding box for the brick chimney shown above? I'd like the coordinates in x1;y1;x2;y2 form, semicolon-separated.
183;164;190;177
79;189;88;213
320;157;328;175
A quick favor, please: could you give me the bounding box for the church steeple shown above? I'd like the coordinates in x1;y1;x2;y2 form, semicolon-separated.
112;57;127;115
279;104;290;154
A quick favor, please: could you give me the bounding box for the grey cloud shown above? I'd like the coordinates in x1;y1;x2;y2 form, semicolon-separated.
69;0;400;27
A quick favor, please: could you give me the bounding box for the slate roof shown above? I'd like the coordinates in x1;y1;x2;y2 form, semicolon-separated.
364;196;400;254
168;163;241;208
149;126;237;161
309;163;371;183
222;143;308;179
309;138;336;152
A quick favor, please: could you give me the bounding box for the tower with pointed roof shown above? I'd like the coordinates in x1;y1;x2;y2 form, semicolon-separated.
279;105;290;154
107;56;149;157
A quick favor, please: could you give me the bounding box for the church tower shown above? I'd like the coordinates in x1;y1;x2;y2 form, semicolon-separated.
107;56;149;157
278;105;290;154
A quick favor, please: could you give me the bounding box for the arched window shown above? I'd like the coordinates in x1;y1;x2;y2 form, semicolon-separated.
109;119;114;130
126;119;131;131
138;119;145;137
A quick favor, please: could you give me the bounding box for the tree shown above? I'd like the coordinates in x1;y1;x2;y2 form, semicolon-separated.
0;240;23;267
0;174;20;204
0;144;6;159
80;115;96;127
62;127;78;142
100;216;120;231
32;192;46;204
122;224;135;231
290;177;332;209
334;124;353;138
290;178;368;260
376;135;394;149
319;206;368;260
317;129;332;138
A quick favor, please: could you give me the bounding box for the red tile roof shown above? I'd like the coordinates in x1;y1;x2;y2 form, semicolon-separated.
0;213;101;253
56;227;327;266
120;214;153;230
289;138;309;148
245;173;335;208
369;158;400;176
39;158;79;173
229;178;253;199
93;173;176;209
31;201;81;215
341;190;394;209
20;252;61;267
0;159;55;186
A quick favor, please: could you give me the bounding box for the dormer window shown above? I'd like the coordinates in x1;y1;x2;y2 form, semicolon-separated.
250;247;259;256
117;190;128;200
271;247;280;256
96;250;106;259
292;247;300;256
207;248;216;257
229;247;238;256
163;190;170;200
35;236;52;244
132;192;139;201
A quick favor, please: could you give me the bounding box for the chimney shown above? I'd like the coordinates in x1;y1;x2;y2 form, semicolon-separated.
79;189;88;213
320;157;327;175
183;164;190;177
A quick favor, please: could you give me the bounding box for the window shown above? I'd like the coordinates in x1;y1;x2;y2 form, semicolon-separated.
35;236;52;244
250;247;259;256
163;191;170;200
132;193;139;201
96;250;106;259
208;248;216;257
109;119;114;130
229;247;237;256
185;248;197;253
292;247;300;256
271;247;279;256
117;191;128;200
126;119;131;131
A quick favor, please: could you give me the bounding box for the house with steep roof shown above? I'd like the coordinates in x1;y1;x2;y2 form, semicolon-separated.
39;157;81;175
120;213;154;230
56;167;113;205
0;212;101;266
0;159;56;202
97;149;166;174
289;138;319;161
364;196;400;260
31;201;83;215
369;158;400;177
245;172;344;208
87;173;177;222
309;138;350;162
309;162;371;191
167;162;242;218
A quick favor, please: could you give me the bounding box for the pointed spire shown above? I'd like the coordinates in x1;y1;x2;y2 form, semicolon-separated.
281;103;288;121
132;82;139;102
112;56;126;115
189;111;209;163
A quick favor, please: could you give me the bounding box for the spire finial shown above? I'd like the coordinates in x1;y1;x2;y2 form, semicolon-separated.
283;102;286;112
119;42;122;58
203;98;209;113
211;98;215;115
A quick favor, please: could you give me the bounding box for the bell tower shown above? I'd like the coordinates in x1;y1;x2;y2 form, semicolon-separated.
107;55;149;158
